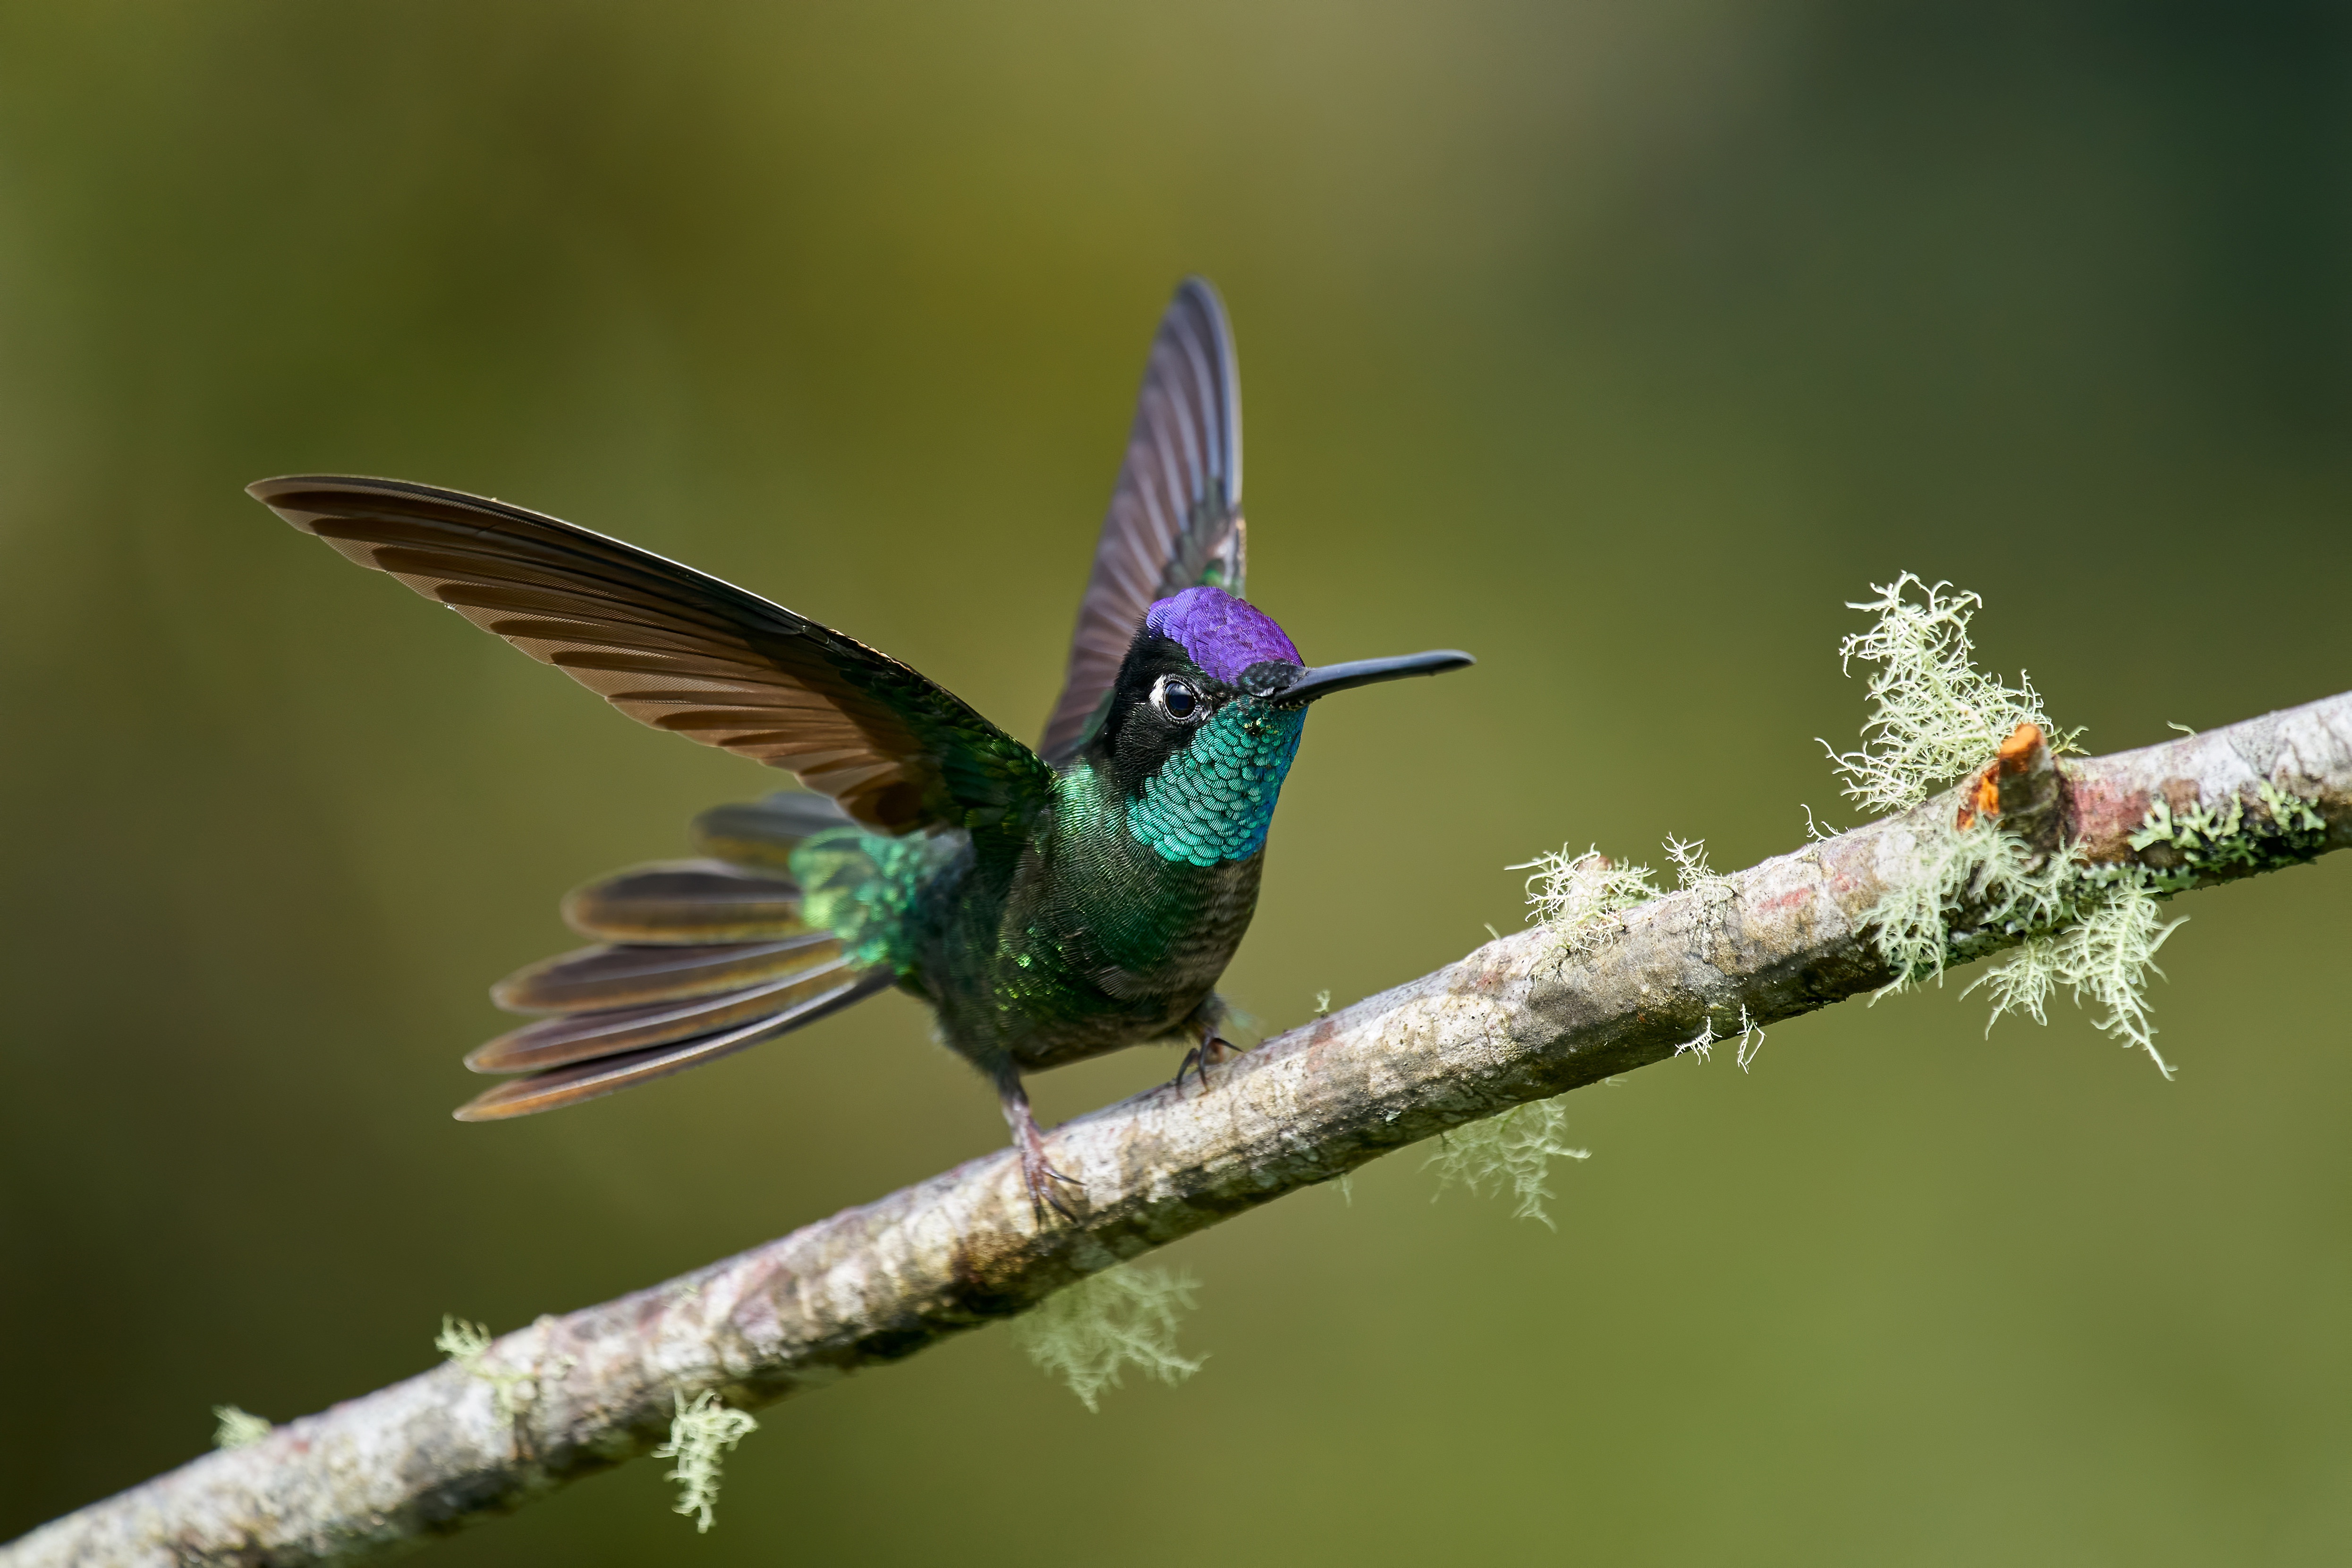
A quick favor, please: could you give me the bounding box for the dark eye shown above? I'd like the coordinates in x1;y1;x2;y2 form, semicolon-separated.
1154;676;1201;722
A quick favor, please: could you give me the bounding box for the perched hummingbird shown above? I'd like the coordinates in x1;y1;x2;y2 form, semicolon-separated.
250;279;1472;1216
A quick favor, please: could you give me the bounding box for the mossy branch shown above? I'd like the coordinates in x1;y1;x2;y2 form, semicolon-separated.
9;690;2348;1568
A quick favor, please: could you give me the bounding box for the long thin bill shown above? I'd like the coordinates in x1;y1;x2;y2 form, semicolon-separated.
1271;649;1474;705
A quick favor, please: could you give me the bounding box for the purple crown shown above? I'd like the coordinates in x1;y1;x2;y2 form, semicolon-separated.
1144;586;1302;684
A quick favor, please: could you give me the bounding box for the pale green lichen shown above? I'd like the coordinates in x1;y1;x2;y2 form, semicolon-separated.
1963;864;2186;1072
1825;573;2330;1079
1664;834;1734;900
1825;574;2080;814
2126;780;2329;891
1954;778;2321;1074
1425;1097;1591;1228
1864;816;2074;991
434;1314;539;1422
1830;575;2172;1068
652;1391;758;1533
1516;835;1725;962
1967;928;2065;1028
1513;844;1663;955
1012;1263;1204;1412
1464;842;1667;1218
433;1314;493;1363
211;1405;271;1450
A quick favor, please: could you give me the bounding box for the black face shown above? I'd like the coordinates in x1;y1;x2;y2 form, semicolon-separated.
1089;631;1232;797
1081;633;1470;797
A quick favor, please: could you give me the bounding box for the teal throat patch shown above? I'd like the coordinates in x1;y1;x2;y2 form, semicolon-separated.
1127;702;1306;865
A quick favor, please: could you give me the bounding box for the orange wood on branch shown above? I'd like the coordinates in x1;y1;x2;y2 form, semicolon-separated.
1956;722;2046;830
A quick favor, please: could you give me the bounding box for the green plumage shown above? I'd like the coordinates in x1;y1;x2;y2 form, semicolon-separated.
785;717;1279;1083
251;278;1471;1215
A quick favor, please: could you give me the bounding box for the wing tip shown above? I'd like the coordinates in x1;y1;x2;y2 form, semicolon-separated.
1175;273;1226;317
246;473;523;533
246;474;411;534
246;473;391;500
246;474;327;531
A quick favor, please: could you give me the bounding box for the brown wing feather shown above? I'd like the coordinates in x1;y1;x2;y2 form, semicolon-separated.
1039;278;1247;765
250;476;1049;834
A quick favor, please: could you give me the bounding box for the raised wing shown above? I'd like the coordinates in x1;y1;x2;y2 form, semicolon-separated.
251;476;1052;838
1039;277;1247;766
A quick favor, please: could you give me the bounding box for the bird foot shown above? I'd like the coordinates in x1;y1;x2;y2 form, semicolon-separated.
1019;1131;1083;1223
1008;1103;1083;1223
1176;1034;1241;1095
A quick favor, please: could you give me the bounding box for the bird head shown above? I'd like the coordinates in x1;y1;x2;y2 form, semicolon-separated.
1090;586;1471;866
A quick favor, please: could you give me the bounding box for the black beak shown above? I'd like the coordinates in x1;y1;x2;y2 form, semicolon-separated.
1246;649;1475;706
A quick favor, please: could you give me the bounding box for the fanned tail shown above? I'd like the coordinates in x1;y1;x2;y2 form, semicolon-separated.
456;792;900;1120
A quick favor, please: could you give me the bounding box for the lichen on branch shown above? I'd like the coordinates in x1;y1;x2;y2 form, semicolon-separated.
1963;864;2186;1071
1424;1097;1590;1226
1010;1262;1204;1413
651;1392;757;1534
13;677;2344;1568
1829;573;2284;1076
208;1408;269;1452
1826;573;2078;814
434;1315;543;1422
1513;844;1661;954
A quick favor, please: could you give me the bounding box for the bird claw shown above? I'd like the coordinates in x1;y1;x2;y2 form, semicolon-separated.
1019;1121;1084;1223
1175;1034;1240;1095
997;1077;1082;1223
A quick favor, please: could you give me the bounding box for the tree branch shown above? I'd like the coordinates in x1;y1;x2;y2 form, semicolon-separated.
10;692;2348;1567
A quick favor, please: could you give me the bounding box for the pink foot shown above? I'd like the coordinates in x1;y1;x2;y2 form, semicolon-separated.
998;1077;1082;1222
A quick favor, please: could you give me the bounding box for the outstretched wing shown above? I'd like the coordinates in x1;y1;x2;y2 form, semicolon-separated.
252;476;1052;838
1039;277;1247;766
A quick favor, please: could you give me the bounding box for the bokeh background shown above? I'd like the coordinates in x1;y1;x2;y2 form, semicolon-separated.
5;2;2352;1562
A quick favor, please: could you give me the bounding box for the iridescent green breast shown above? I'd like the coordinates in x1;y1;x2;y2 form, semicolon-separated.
1125;701;1305;866
976;759;1270;1069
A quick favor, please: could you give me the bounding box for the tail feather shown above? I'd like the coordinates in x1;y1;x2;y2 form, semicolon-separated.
561;859;807;943
693;790;855;874
490;932;840;1013
457;788;901;1121
454;969;895;1120
466;958;869;1073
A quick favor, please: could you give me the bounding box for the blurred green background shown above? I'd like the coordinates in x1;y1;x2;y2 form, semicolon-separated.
4;2;2351;1562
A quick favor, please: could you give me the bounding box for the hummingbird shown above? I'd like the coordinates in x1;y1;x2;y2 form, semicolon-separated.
250;279;1473;1217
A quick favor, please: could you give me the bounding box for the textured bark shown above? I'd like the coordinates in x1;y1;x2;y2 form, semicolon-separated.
11;691;2349;1568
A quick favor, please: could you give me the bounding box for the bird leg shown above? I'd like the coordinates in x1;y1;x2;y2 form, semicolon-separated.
1174;996;1244;1094
996;1071;1082;1222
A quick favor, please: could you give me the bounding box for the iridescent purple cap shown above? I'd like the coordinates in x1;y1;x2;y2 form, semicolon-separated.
1144;586;1302;684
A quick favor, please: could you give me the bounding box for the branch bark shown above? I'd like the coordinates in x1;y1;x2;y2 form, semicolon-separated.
11;692;2350;1567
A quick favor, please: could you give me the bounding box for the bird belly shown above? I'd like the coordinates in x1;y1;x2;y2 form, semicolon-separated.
995;978;1220;1072
932;847;1264;1075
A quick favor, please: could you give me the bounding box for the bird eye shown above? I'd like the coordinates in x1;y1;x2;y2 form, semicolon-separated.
1153;676;1202;722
